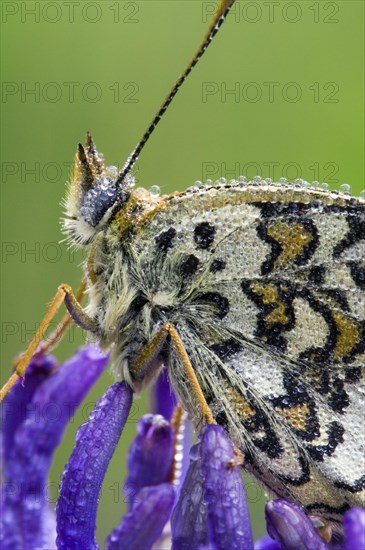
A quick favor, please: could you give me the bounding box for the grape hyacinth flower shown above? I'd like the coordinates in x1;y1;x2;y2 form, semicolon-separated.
1;346;364;549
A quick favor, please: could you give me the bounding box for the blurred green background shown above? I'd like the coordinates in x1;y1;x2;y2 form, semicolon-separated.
1;0;364;544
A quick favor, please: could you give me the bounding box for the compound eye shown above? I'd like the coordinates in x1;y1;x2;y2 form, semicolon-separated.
80;176;118;227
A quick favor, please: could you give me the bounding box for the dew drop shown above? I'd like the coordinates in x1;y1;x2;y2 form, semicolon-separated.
149;185;161;196
339;183;351;194
189;443;201;461
107;165;118;177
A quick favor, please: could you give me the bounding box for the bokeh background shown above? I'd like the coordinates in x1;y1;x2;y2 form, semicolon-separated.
1;0;364;544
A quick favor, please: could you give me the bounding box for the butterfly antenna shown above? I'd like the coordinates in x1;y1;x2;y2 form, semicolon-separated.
116;0;235;186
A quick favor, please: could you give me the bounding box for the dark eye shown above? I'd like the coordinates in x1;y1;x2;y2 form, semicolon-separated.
80;177;118;227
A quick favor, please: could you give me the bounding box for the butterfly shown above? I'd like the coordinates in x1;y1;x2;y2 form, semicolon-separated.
1;0;364;538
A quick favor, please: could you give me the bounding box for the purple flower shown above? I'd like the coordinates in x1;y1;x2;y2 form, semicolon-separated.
124;414;175;507
255;502;365;550
343;508;365;550
1;346;109;550
171;424;253;550
56;381;133;549
1;348;365;550
106;484;175;550
264;499;328;550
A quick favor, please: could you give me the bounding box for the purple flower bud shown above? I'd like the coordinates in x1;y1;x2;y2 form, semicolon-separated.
56;381;133;550
1;346;108;550
1;353;57;462
344;507;365;550
201;425;254;550
125;414;175;508
265;499;327;550
106;483;175;550
172;424;254;550
171;445;209;550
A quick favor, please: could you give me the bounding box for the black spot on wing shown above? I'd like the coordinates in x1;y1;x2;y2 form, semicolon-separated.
200;292;230;319
345;367;362;383
210;259;226;273
180;254;200;276
155;227;176;252
308;266;326;285
210;339;243;359
194;222;216;249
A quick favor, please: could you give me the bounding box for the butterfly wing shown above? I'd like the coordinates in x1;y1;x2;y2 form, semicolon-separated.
126;182;365;523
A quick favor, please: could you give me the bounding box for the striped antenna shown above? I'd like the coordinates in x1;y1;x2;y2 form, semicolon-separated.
116;0;235;186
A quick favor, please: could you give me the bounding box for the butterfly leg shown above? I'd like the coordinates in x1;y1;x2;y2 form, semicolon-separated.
131;324;245;464
35;280;87;355
130;323;215;425
0;283;97;401
130;327;169;381
165;323;216;425
166;324;245;465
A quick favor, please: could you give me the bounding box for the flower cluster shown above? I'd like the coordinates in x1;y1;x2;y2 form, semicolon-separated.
1;346;364;549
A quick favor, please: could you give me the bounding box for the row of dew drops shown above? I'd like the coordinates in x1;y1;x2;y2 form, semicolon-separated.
101;163;364;200
191;177;358;196
147;176;365;199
